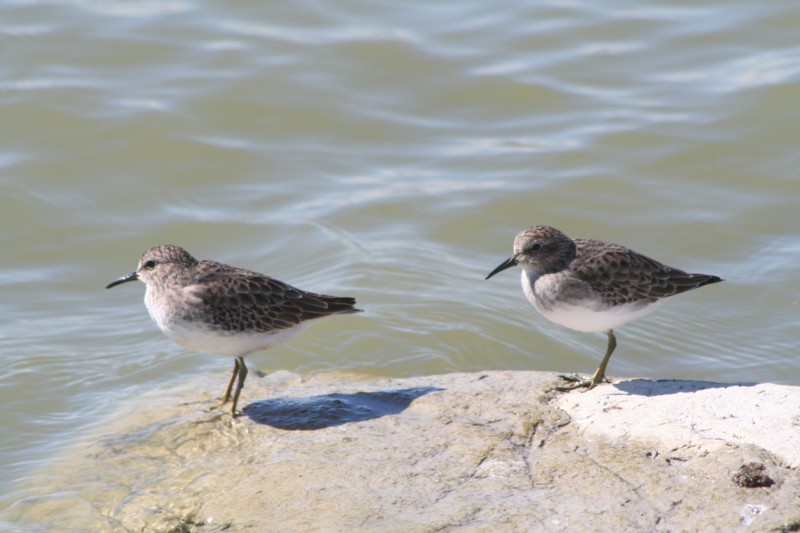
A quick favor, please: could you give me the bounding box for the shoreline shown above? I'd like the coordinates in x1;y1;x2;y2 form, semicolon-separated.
5;370;800;532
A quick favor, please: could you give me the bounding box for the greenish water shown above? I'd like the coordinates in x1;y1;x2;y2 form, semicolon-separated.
2;0;800;528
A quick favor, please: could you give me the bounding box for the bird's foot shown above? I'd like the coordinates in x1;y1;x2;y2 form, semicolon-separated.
554;373;607;392
207;396;231;413
205;401;242;419
554;374;591;391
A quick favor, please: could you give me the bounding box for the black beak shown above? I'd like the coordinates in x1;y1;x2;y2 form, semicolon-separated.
485;256;518;280
106;271;139;289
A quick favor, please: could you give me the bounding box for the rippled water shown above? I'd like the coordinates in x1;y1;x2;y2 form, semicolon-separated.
2;0;800;528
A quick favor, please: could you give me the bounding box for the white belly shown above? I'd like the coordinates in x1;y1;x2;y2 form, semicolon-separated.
161;320;310;358
521;270;662;333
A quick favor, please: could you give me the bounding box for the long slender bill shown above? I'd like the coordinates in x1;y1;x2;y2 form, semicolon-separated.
106;271;139;289
485;256;518;280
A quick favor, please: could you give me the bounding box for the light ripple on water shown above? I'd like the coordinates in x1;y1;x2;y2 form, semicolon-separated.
221;20;423;46
68;0;193;18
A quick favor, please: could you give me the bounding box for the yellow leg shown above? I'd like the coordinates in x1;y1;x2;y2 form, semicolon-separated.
220;358;240;405
229;356;248;417
588;330;616;389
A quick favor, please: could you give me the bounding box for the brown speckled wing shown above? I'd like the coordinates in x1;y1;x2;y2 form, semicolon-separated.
191;262;359;333
573;239;721;306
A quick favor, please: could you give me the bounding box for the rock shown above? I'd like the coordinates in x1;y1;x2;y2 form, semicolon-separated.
7;371;800;532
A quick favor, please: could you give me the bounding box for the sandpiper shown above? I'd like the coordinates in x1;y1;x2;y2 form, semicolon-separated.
107;244;361;417
486;225;722;389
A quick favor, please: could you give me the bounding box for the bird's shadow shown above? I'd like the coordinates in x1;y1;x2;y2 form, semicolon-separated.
242;386;444;430
613;378;759;397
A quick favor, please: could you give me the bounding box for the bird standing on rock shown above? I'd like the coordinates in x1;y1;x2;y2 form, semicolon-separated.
486;225;722;389
107;244;361;417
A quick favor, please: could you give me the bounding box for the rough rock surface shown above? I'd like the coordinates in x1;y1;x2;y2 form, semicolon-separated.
9;371;800;532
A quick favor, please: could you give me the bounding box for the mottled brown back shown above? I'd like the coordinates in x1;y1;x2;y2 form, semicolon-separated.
189;261;360;333
573;239;722;306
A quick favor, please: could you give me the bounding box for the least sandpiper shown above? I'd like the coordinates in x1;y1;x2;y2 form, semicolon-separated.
107;244;361;417
486;225;722;389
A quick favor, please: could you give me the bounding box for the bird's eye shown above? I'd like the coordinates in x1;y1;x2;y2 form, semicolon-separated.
143;260;157;269
531;243;542;252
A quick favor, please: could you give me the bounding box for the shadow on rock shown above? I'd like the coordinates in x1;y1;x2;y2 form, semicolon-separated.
243;387;444;430
614;378;758;396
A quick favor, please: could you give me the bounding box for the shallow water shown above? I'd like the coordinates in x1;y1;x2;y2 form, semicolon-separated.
2;0;800;528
